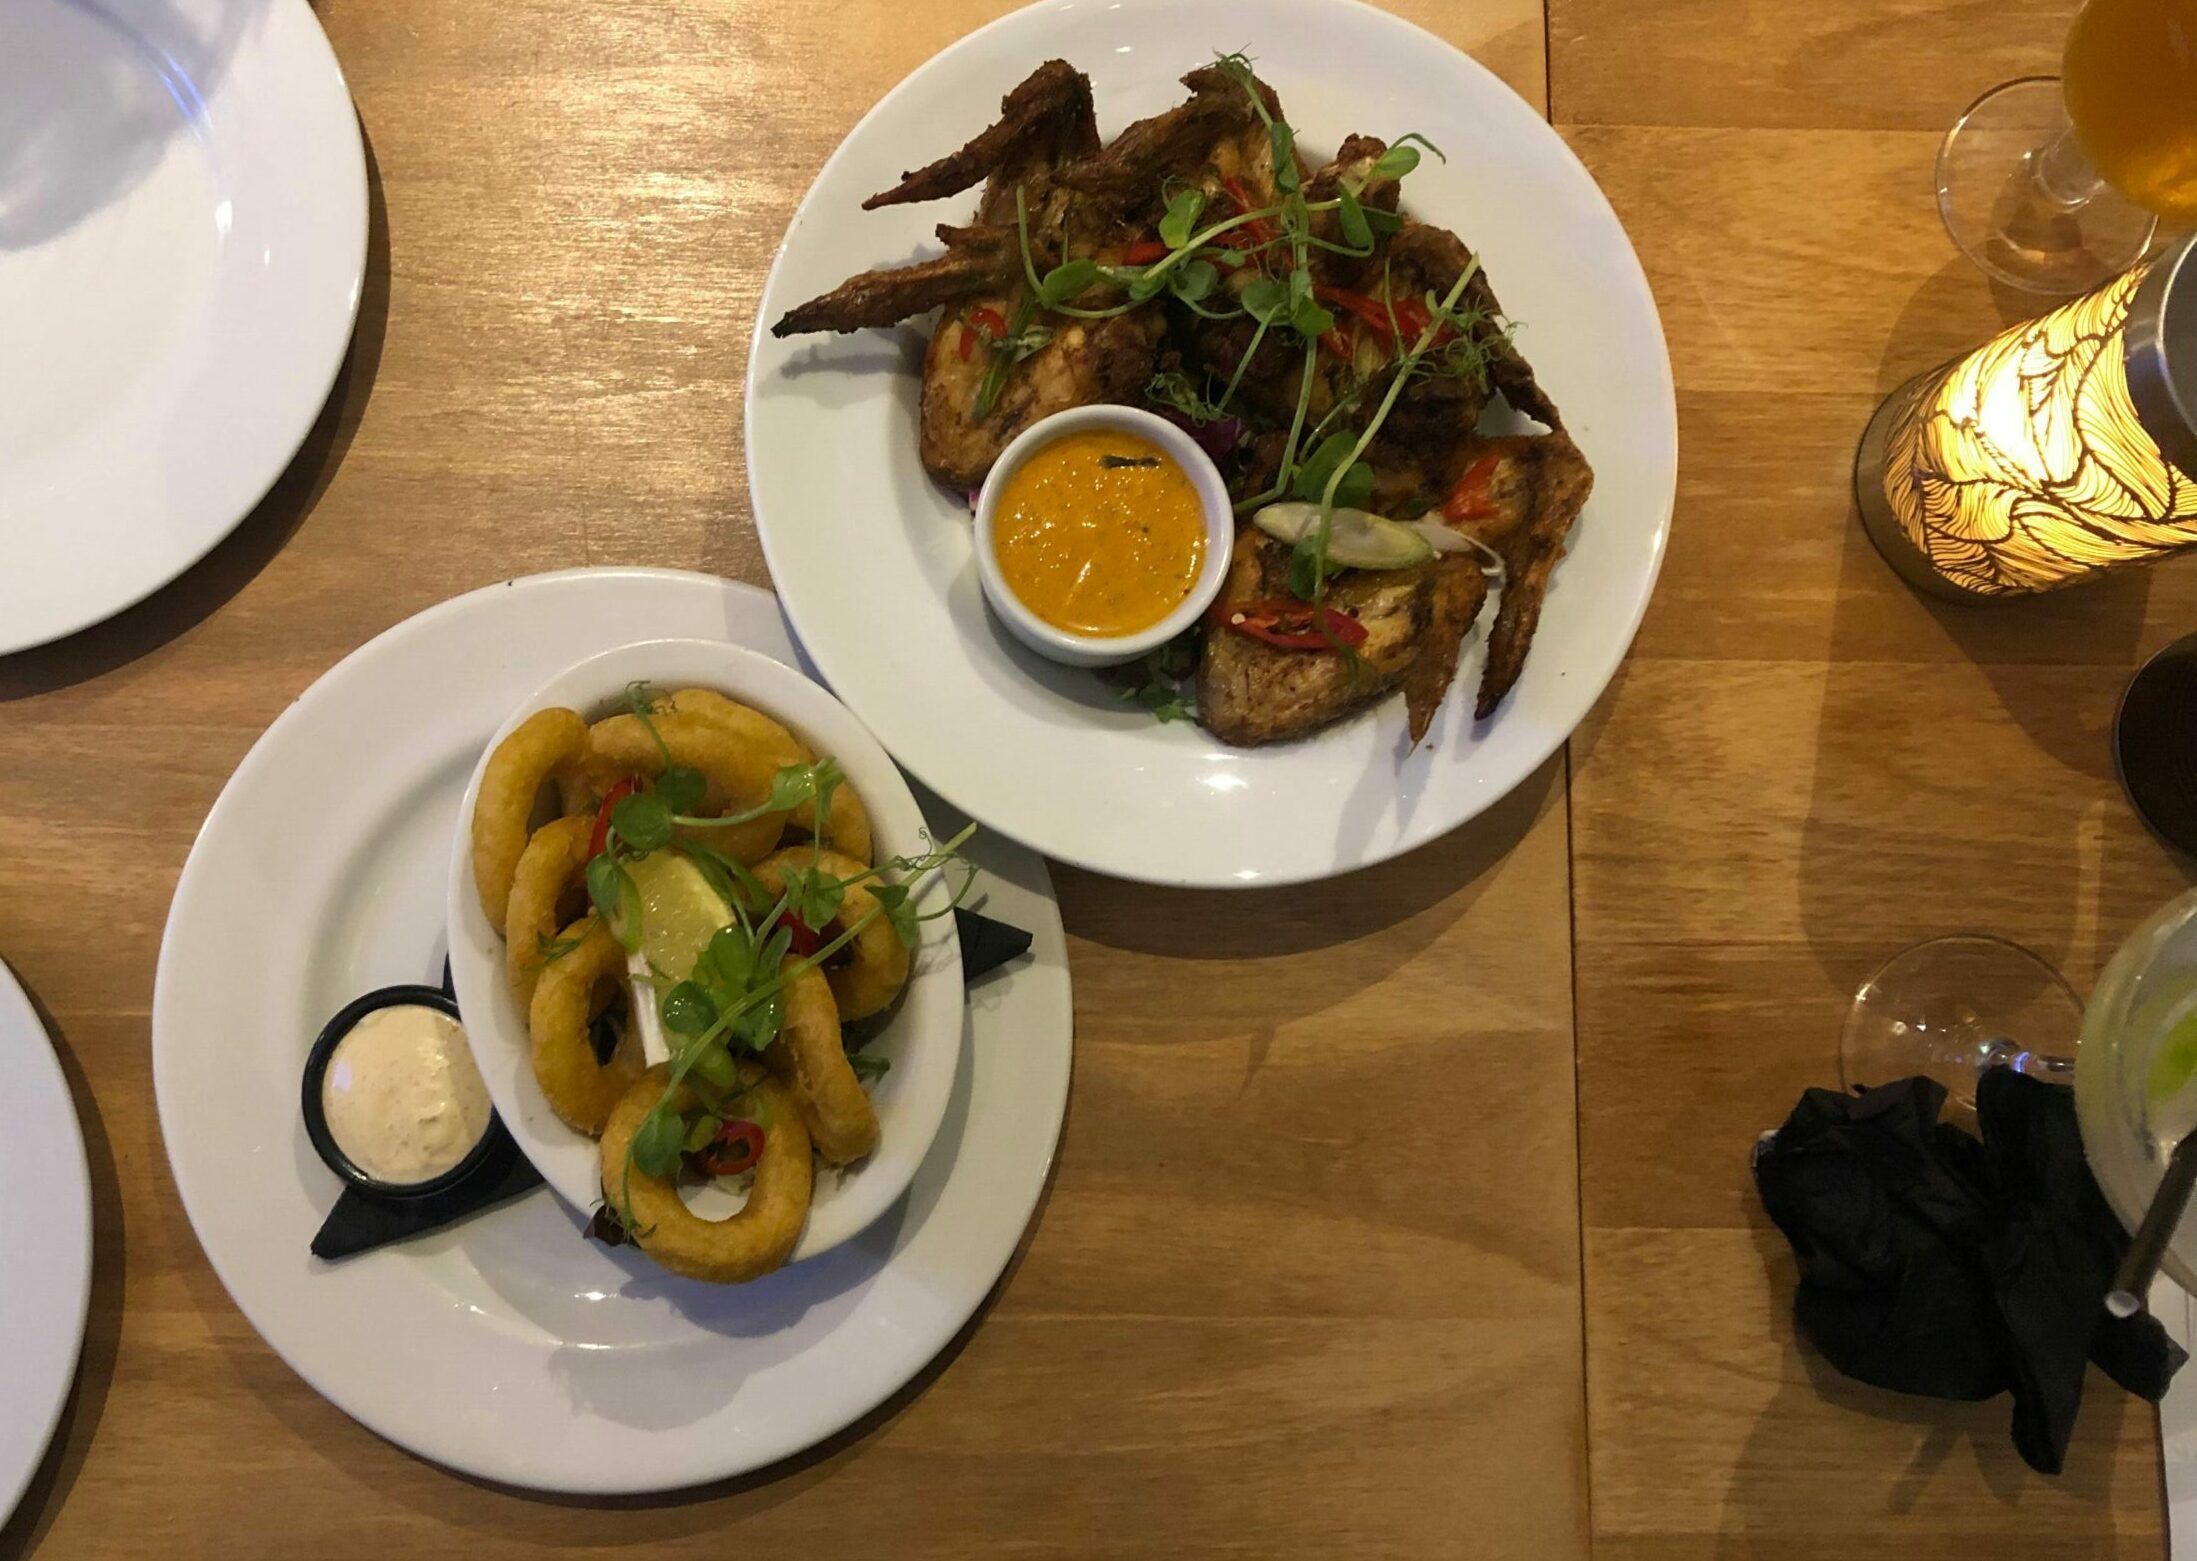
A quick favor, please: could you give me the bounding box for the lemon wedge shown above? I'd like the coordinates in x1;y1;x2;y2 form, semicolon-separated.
2147;1008;2197;1108
625;851;734;984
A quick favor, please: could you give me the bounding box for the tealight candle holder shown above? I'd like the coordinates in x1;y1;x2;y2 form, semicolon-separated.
1855;234;2197;600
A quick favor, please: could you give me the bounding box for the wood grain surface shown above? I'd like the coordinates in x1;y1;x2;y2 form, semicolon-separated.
5;0;2182;1554
0;2;1590;1558
1557;1;2187;1556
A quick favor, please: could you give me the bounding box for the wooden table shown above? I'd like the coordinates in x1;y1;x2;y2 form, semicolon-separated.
0;0;2179;1555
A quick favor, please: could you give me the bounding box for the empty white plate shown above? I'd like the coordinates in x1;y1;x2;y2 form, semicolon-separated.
0;957;93;1529
0;0;366;653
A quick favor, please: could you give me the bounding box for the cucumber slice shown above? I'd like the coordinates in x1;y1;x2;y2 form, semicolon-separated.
1252;502;1435;570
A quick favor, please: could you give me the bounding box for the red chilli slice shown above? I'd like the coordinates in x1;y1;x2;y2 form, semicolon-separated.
1209;597;1371;652
693;1120;765;1178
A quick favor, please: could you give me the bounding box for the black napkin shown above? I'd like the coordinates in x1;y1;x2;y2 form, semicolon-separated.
311;1118;544;1261
1754;1071;2185;1473
957;906;1032;981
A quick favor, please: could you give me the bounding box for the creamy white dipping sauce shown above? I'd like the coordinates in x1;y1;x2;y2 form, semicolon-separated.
321;1004;490;1185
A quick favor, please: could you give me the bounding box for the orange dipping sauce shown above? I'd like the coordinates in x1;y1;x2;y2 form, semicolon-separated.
991;429;1207;637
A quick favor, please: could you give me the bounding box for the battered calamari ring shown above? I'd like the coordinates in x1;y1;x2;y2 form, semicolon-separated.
472;707;588;925
753;847;910;1023
598;1068;813;1283
503;815;594;1006
554;748;626;818
587;712;787;864
765;965;880;1165
667;689;873;863
527;917;645;1135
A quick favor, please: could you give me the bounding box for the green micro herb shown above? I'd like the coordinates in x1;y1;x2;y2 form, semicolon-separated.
624;681;673;758
591;682;705;847
776;863;846;931
654;764;706;817
586;852;643;953
669;757;845;833
609;789;673;853
1145;370;1232;425
972;294;1053;420
1013;178;1281;325
1110;632;1200;725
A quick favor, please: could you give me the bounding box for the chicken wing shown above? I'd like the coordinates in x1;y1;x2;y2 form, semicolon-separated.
1385;222;1562;431
1401;556;1491;743
918;309;1165;490
770;60;1099;341
769;224;1019;337
1057;63;1281;217
1196;530;1433;746
861;59;1097;212
1442;432;1594;717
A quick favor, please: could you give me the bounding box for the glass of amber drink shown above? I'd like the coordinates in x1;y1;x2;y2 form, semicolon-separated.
1937;0;2197;293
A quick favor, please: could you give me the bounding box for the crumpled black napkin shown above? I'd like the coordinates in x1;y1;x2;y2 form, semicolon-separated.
1754;1071;2185;1474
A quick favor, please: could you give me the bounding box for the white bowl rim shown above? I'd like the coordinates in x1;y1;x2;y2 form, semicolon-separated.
972;404;1235;664
441;634;965;1264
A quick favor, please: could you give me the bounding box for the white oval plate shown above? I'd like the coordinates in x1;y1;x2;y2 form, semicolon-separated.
154;570;1072;1493
0;0;367;654
0;957;92;1529
748;0;1676;887
447;636;965;1259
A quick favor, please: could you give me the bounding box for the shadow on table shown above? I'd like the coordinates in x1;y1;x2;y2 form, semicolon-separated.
0;127;392;702
1717;1217;2134;1557
0;982;126;1561
1794;260;2189;1002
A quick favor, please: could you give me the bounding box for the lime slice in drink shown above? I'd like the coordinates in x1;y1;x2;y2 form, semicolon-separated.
2146;1009;2197;1108
624;852;733;984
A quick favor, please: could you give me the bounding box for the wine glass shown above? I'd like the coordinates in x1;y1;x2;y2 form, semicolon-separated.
1837;901;2197;1292
1839;935;2083;1116
1937;0;2197;294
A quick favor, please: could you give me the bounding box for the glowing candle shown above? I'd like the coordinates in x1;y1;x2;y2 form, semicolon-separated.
1856;236;2197;599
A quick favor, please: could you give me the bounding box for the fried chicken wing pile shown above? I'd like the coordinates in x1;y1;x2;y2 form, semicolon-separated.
773;57;1593;744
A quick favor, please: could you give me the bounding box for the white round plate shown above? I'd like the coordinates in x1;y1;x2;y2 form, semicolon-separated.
748;0;1676;887
0;957;92;1529
447;636;965;1260
0;0;367;654
154;570;1073;1493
